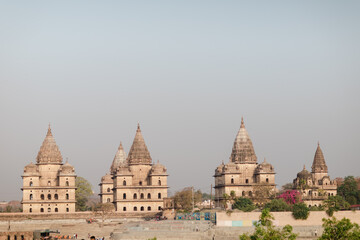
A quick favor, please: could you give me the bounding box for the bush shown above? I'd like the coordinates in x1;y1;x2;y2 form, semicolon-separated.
239;208;297;240
324;195;350;217
309;205;324;211
319;217;360;240
292;202;309;220
278;190;301;205
232;197;255;212
264;198;291;212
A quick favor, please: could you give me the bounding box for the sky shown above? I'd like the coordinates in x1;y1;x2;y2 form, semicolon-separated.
0;1;359;201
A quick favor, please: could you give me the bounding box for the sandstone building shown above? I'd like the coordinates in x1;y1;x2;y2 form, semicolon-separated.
21;125;76;213
293;143;337;207
100;124;168;213
214;118;276;207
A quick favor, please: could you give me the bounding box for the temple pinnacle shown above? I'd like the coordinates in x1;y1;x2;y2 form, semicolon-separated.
240;117;245;128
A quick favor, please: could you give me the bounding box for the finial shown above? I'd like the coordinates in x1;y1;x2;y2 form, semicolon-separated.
66;157;69;163
47;123;52;135
303;164;306;170
264;158;266;163
317;141;320;147
240;117;245;128
137;122;140;130
222;160;224;165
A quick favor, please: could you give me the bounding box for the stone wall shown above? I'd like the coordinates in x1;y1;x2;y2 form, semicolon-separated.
216;210;360;227
0;232;33;240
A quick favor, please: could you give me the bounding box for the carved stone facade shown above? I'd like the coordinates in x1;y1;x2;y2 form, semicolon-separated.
100;124;168;213
293;143;337;207
21;126;76;213
214;118;276;207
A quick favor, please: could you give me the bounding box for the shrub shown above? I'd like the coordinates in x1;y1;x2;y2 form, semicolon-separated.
239;208;297;240
264;198;291;212
232;197;255;212
319;217;360;240
324;195;350;217
292;202;309;220
278;190;301;205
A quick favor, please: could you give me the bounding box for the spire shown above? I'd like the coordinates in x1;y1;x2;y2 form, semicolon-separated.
127;124;152;165
241;117;245;128
230;117;257;163
110;142;127;173
311;142;328;173
36;125;63;164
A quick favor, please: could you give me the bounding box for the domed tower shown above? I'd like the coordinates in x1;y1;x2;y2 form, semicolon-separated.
99;142;127;204
104;124;169;214
21;125;76;213
214;118;276;207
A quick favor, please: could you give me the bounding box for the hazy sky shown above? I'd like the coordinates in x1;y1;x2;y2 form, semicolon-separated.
0;1;359;201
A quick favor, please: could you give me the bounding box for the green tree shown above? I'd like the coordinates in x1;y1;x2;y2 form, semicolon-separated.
319;217;360;240
264;198;291;212
239;208;297;240
337;176;360;205
75;176;93;211
324;195;350;217
232;197;255;212
292;202;309;220
173;187;196;212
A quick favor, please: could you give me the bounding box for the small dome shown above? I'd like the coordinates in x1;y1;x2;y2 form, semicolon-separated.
101;173;113;183
297;165;311;179
255;159;274;174
223;162;239;173
24;162;38;173
151;162;167;175
215;162;225;174
60;161;75;174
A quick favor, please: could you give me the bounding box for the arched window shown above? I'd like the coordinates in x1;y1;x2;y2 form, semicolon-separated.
123;180;126;186
231;178;234;184
47;194;51;200
242;191;245;197
123;193;126;199
140;206;144;211
134;206;137;211
66;194;69;200
48;181;51;186
266;178;269;183
158;193;161;199
14;236;17;240
147;193;151;199
139;181;143;186
133;193;137;199
29;181;33;187
140;193;144;199
29;194;33;200
54;194;58;200
55;208;58;212
158;180;161;186
147;206;151;211
158;206;162;211
107;198;111;203
47;208;51;212
66;181;69;186
246;179;249;184
123;207;126;211
249;191;252;197
7;235;10;240
41;194;45;200
66;208;69;212
40;208;44;212
29;208;32;213
107;188;111;192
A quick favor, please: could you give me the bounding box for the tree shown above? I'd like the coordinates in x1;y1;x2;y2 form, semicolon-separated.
319;217;360;240
94;202;115;227
279;183;294;194
264;198;291;212
173;187;201;212
253;184;274;205
278;190;301;205
337;176;360;205
232;197;255;212
239;208;297;240
324;195;350;217
292;202;309;220
75;176;93;211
